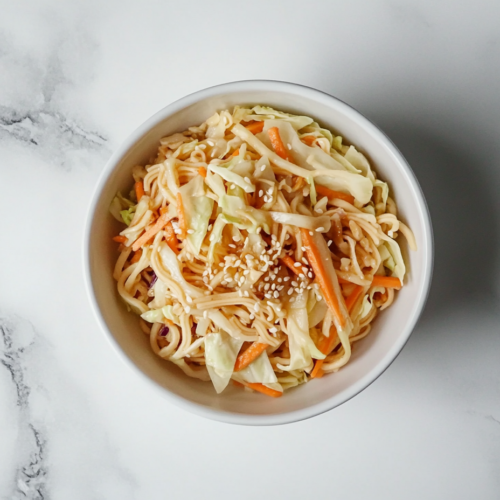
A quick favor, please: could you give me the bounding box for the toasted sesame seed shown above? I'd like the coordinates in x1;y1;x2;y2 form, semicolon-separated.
230;184;236;189
260;165;266;171
273;291;279;298
184;306;191;313
308;272;314;278
254;303;260;312
263;196;269;203
287;288;293;295
244;177;251;183
258;190;263;197
301;257;308;265
187;229;194;235
270;326;278;333
264;293;272;299
249;313;255;320
316;227;325;232
277;277;282;283
284;276;290;282
289;297;295;303
291;281;298;287
299;273;305;279
264;283;270;291
309;231;314;236
232;236;240;242
267;188;273;195
186;295;193;304
293;262;301;267
207;140;214;146
327;240;333;247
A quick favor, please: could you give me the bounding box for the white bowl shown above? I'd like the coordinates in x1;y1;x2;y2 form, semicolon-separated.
83;80;433;425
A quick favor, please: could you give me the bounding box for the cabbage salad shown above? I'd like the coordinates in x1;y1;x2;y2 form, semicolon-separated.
110;106;416;397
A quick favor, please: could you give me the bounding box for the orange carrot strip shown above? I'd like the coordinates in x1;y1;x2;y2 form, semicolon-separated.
230;148;240;157
315;185;355;205
135;181;145;201
292;176;305;191
345;285;364;313
198;167;207;178
337;276;351;285
280;255;304;277
372;275;402;289
131;212;173;252
130;249;142;264
246;383;283;398
301;229;347;329
245;121;264;134
310;361;325;378
268;127;293;162
176;193;187;239
234;342;268;372
113;235;127;243
301;135;316;146
310;325;340;379
164;221;180;254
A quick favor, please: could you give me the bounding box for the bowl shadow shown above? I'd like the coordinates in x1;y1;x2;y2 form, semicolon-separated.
362;113;500;335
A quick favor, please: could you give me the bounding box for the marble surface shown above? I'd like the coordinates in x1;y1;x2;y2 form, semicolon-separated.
1;1;499;498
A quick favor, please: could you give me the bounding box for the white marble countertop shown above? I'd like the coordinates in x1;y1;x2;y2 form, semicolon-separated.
1;1;499;498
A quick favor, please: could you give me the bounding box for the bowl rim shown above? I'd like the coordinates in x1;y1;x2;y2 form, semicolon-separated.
83;79;434;426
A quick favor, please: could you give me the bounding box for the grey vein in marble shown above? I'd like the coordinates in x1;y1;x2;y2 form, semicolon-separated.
1;316;47;500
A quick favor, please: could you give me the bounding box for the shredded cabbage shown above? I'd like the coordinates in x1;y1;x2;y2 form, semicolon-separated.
205;331;243;393
179;176;214;255
110;192;135;222
209;164;255;193
233;350;277;385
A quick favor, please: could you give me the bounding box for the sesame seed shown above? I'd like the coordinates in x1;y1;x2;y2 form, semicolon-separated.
277;277;282;283
235;259;241;266
260;165;266;171
270;327;278;333
267;188;273;195
203;310;208;318
264;293;272;299
301;257;308;265
308;272;313;278
271;283;276;290
273;291;279;298
186;295;193;304
309;231;314;236
228;244;236;249
299;274;305;279
284;277;290;282
293;262;301;267
263;196;269;203
244;177;251;183
243;270;250;275
208;224;213;231
254;303;260;312
264;276;269;282
291;281;298;287
249;313;255;320
207;140;214;146
289;297;295;303
316;227;325;232
187;229;194;234
208;285;213;291
264;283;270;291
184;306;191;313
256;227;262;234
244;291;249;297
232;236;240;242
287;143;292;150
315;208;323;214
287;288;293;295
230;184;236;189
277;285;284;291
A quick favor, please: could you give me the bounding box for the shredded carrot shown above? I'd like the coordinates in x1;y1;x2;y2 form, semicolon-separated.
230;148;240;157
301;135;317;146
176;193;187;239
301;229;346;329
310;361;325;378
280;255;305;277
246;383;283;398
135;181;145;201
113;235;127;243
245;121;264;134
198;167;207;178
234;342;268;372
131;212;172;252
372;275;402;289
345;285;364;313
130;249;142;264
337;276;351;285
268;127;293;162
315;185;355;205
310;325;339;379
164;221;180;254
